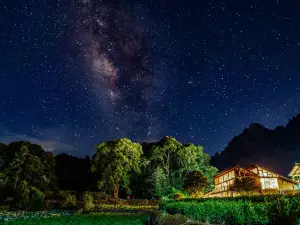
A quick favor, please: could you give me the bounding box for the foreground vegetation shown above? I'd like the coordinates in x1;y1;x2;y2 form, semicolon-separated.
4;212;148;225
160;195;300;225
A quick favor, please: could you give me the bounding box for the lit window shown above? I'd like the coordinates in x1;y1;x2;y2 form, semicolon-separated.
220;176;224;182
260;178;279;189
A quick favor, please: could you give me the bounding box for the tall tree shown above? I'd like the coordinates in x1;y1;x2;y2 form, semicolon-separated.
8;146;47;193
150;136;182;188
0;142;56;199
0;141;56;191
91;138;143;198
148;136;218;193
183;170;210;197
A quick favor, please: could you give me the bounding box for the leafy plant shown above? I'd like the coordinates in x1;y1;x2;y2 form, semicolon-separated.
229;176;261;195
183;170;209;197
10;181;45;211
160;195;300;225
62;194;77;209
168;188;188;199
83;192;95;211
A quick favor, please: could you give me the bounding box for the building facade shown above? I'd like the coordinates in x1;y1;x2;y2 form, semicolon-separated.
289;163;300;190
206;164;297;197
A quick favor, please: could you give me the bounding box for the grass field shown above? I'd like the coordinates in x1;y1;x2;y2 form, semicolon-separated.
5;213;148;225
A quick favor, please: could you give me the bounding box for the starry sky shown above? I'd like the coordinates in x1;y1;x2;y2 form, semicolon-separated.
1;0;300;156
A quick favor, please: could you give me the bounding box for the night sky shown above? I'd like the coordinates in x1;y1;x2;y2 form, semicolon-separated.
1;0;300;156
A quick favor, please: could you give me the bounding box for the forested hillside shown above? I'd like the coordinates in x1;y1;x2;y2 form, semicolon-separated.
212;114;300;175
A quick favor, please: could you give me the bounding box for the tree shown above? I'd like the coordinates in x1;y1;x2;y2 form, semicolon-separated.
183;170;210;197
8;146;45;193
152;167;168;197
177;144;218;190
1;142;56;193
11;180;45;210
91;138;143;198
229;177;261;195
148;137;218;193
150;136;182;183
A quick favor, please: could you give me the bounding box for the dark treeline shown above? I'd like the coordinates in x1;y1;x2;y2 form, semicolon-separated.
212;114;300;175
0;136;217;208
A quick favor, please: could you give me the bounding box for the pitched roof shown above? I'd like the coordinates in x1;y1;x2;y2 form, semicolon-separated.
213;165;240;178
246;164;298;184
213;165;257;178
288;163;300;177
214;164;298;185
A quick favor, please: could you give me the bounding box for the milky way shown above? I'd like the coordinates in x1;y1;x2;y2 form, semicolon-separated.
69;0;164;138
2;0;300;156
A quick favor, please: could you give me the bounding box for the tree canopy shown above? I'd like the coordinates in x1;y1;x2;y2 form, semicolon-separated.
0;136;217;201
135;136;218;198
91;138;143;198
183;170;210;197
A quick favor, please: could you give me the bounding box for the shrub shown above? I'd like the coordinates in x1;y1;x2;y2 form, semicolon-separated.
10;181;45;211
12;181;30;210
29;186;45;210
62;194;77;209
83;192;95;211
94;192;108;200
229;177;261;196
168;188;188;200
183;171;209;197
161;200;269;225
160;195;300;225
57;190;77;201
268;195;300;225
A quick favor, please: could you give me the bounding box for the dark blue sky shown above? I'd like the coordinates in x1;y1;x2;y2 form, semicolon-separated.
1;0;300;156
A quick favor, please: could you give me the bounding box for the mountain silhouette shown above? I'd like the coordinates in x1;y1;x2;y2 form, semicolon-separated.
211;114;300;176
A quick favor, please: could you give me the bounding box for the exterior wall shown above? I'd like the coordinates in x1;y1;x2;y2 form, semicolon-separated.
278;178;295;191
209;165;297;198
260;177;279;190
292;175;300;183
214;169;235;192
294;176;300;190
251;166;279;190
257;166;278;178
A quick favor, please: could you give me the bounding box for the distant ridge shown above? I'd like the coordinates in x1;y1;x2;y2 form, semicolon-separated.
211;114;300;176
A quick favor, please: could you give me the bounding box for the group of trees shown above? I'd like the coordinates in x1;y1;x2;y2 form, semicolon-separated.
0;142;56;209
0;136;218;206
91;136;218;199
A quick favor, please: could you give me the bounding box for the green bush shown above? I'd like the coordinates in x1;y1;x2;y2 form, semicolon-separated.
62;194;77;209
29;186;45;210
168;188;188;199
83;192;95;211
10;181;45;211
268;196;300;225
57;190;77;201
162;200;269;225
161;195;300;225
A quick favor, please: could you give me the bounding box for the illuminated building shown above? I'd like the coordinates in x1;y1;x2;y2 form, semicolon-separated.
206;164;297;197
288;163;300;190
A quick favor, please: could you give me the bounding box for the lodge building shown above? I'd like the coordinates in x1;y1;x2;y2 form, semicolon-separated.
289;163;300;190
206;164;298;197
